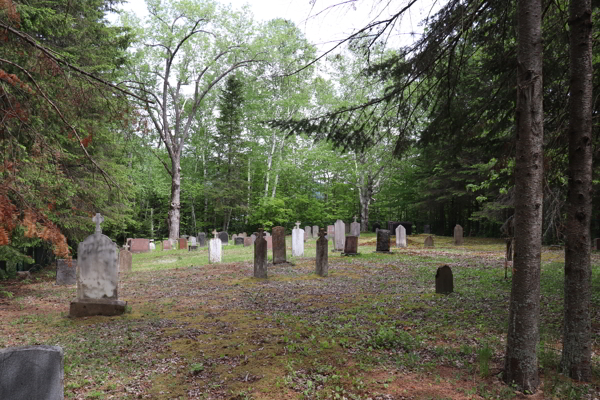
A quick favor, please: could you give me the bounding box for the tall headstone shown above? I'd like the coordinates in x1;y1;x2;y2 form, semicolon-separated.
254;229;267;278
375;229;392;253
395;225;407;248
208;238;222;264
129;238;150;253
190;236;197;246
435;265;453;294
56;259;76;285
292;222;304;257
243;237;252;247
424;235;434;248
234;237;244;246
178;237;187;250
197;232;206;247
69;213;126;317
219;231;229;245
454;224;464;245
304;226;311;240
162;240;172;250
0;345;64;400
272;226;286;264
118;249;132;273
312;225;319;239
334;220;345;251
342;236;359;255
350;216;360;237
315;228;328;277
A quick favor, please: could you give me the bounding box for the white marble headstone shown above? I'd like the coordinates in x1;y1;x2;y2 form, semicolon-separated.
396;224;407;248
208;238;222;263
292;222;304;257
334;219;345;251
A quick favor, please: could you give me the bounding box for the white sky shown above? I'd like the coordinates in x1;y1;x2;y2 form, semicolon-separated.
113;0;443;52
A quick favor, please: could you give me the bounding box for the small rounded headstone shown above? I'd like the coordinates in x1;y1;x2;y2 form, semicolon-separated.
435;265;453;294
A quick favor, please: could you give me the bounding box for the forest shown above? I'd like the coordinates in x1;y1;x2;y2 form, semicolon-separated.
0;0;599;398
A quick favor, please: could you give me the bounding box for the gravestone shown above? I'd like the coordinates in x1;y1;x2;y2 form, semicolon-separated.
264;231;271;237
424;235;434;248
272;226;286;264
244;237;252;247
312;226;319;239
372;222;381;232
219;231;229;245
315;228;328;277
234;237;244;246
375;229;392;253
162;240;172;250
0;345;64;400
334;219;345;251
350;216;360;237
239;232;247;238
129;238;150;253
190;237;197;246
342;236;359;256
232;234;238;242
208;238;222;263
69;213;126;317
254;229;268;278
395;225;407;248
250;233;257;243
56;259;77;285
424;225;431;234
304;226;311;240
454;224;464;245
435;265;453;294
126;238;133;250
118;249;132;273
345;222;351;234
197;232;206;247
266;236;273;250
178;237;187;250
149;241;156;251
292;222;304;257
327;225;335;239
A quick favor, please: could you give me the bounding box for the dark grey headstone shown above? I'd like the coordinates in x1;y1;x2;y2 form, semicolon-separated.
342;236;359;255
272;226;286;264
372;222;381;232
56;259;76;285
234;237;244;246
197;232;206;247
254;229;267;279
435;265;453;294
316;229;328;277
376;229;391;252
0;345;64;400
218;231;229;245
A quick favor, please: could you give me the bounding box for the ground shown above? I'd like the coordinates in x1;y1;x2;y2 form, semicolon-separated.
0;234;598;400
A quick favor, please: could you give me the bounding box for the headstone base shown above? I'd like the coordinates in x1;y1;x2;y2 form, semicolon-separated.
341;252;361;256
188;245;198;251
69;299;127;318
373;251;394;254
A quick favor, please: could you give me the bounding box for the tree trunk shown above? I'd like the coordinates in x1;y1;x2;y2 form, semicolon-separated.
168;154;181;240
561;0;593;382
264;132;277;197
358;175;371;232
503;0;543;393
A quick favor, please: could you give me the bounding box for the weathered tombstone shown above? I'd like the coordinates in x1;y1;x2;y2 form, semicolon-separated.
312;225;319;239
69;213;126;317
395;224;407;248
0;345;64;400
208;238;222;264
304;226;311;241
197;232;206;247
232;234;238;241
372;222;381;232
292;222;304;257
254;229;267;278
272;226;286;264
178;237;187;250
265;236;273;250
435;265;453;294
118;249;132;273
244;237;252;247
424;225;431;234
454;224;464;245
316;228;329;276
327;225;335;240
239;232;247;238
234;237;244;246
334;220;345;251
190;237;197;246
375;229;392;253
250;233;257;243
342;236;359;256
56;259;77;285
264;231;271;237
219;231;229;245
149;241;156;251
129;238;150;253
162;240;172;250
350;216;360;237
424;235;434;248
345;222;351;234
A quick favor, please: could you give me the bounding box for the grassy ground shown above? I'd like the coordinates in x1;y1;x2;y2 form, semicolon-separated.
0;234;599;400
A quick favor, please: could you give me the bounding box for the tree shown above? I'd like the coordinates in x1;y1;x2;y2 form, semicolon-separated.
503;0;543;392
561;0;593;381
125;0;261;240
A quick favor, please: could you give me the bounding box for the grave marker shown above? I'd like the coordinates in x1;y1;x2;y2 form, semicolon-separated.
454;224;464;245
208;238;222;263
56;259;77;285
119;249;132;273
342;236;359;256
304;225;311;241
334;220;345;251
197;232;206;247
424;225;431;234
350;216;360;237
375;229;392;253
129;238;150;253
266;236;273;250
272;226;286;264
234;237;244;245
435;265;453;294
244;237;252;247
162;240;172;250
219;231;229;245
312;225;319;239
395;225;407;248
179;237;187;250
315;228;328;277
254;229;268;278
424;235;434;248
292;222;304;257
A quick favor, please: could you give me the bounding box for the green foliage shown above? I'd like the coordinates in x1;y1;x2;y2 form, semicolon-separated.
247;197;292;230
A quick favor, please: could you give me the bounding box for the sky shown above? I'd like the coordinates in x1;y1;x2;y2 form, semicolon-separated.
113;0;443;52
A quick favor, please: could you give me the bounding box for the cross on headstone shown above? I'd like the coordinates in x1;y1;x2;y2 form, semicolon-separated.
92;213;104;233
212;229;218;237
258;228;264;239
353;216;357;223
318;228;327;239
295;221;301;229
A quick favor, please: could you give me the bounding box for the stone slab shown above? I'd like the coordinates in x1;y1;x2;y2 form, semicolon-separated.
244;237;252;247
129;238;149;253
178;238;187;250
162;240;172;250
119;249;132;273
77;233;119;300
0;345;64;400
69;298;127;317
56;259;77;285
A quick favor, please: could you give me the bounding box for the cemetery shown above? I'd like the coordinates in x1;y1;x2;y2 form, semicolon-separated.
2;0;600;398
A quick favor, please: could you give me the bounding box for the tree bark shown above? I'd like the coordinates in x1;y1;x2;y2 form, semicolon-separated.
168;154;181;240
503;0;543;393
561;0;593;382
